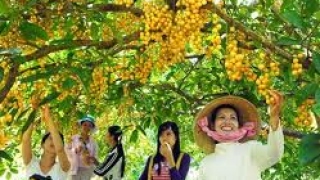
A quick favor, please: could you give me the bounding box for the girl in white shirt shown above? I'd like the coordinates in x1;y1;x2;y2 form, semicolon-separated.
22;105;70;180
194;90;284;180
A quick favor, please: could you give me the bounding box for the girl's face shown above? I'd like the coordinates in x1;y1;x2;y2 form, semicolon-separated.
214;108;239;133
159;128;176;148
105;132;114;146
42;135;56;154
81;121;93;133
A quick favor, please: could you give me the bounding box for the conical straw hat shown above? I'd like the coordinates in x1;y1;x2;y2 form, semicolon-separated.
194;95;261;154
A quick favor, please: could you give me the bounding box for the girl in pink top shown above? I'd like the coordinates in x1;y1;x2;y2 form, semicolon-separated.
66;115;98;180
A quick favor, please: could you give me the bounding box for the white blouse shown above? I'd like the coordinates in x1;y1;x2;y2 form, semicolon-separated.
26;155;68;180
198;126;284;180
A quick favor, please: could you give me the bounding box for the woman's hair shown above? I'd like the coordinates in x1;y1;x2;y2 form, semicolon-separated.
210;104;243;127
154;121;181;174
108;125;125;177
41;132;64;145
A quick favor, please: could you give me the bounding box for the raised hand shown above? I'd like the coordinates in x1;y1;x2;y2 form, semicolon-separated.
269;90;284;118
268;90;284;130
160;142;175;167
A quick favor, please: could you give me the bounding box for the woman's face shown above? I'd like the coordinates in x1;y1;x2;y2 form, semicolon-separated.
81;121;93;133
214;108;239;133
159;128;176;148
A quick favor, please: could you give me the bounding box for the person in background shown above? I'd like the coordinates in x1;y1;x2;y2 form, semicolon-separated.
195;90;284;180
66;115;98;180
139;121;191;180
91;125;126;180
23;105;70;180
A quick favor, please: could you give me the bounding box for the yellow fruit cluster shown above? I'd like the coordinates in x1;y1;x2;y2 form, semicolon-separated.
90;67;108;98
254;52;281;104
0;114;12;125
115;0;134;7
206;13;222;56
269;61;280;76
225;27;247;81
292;54;303;76
115;13;139;34
294;99;315;127
133;56;153;84
141;1;210;70
0;130;9;149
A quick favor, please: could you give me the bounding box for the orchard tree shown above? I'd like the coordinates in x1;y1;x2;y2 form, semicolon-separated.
0;0;320;179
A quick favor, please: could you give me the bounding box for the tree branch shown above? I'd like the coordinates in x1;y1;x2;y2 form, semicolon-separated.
203;3;293;60
283;128;305;139
92;4;143;17
0;61;19;103
24;31;140;62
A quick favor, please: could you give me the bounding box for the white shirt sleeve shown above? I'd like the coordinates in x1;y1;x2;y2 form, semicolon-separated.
197;165;204;180
251;125;284;171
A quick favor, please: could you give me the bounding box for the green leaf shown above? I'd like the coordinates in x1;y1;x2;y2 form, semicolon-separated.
20;72;54;83
70;67;91;93
62;77;78;90
315;87;320;102
0;150;13;162
0;21;9;34
39;91;61;105
0;0;9;15
313;52;320;74
315;11;320;21
312;103;320;117
130;129;139;142
90;23;100;40
295;83;318;106
276;36;300;46
299;134;320;165
305;0;319;17
281;9;305;29
137;125;146;136
21;110;36;134
19;21;49;41
0;66;4;82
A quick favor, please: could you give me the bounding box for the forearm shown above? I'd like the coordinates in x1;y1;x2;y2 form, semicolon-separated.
270;116;280;131
57;151;71;172
22;125;33;165
46;115;65;152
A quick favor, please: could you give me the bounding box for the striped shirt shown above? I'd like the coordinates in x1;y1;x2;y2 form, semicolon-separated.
94;147;123;180
152;162;171;180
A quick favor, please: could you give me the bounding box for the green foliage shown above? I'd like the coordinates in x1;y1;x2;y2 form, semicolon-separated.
0;150;12;162
0;0;9;15
19;21;49;41
1;0;320;179
299;134;320;166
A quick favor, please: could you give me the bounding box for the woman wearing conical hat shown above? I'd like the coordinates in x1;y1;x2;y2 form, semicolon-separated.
194;90;284;180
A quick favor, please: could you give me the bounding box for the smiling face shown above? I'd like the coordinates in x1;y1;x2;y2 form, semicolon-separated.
213;108;240;133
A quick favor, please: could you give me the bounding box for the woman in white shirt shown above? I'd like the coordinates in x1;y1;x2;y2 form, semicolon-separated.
194;90;284;180
22;105;70;180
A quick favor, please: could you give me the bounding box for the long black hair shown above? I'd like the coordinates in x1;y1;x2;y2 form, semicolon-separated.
108;125;125;177
154;121;181;174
